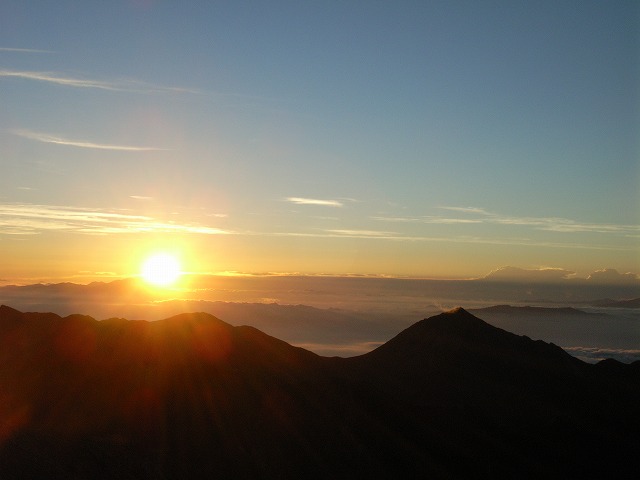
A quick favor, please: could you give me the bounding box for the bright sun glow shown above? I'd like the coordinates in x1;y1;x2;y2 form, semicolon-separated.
141;253;182;287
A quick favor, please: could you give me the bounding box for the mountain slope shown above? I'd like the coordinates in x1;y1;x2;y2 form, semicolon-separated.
0;305;638;479
341;308;639;478
468;304;639;355
349;307;587;389
0;306;437;479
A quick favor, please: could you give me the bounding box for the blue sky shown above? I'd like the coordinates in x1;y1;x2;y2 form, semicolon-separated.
0;1;638;281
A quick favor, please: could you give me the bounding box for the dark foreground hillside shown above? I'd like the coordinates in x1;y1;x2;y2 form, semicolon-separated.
0;305;638;479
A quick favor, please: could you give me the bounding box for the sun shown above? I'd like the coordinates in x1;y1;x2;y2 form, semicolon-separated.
141;253;182;287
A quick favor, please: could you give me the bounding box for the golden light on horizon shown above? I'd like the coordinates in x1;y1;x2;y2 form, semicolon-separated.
141;253;182;287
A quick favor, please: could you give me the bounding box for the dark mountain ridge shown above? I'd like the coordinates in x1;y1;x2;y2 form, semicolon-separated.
0;305;638;479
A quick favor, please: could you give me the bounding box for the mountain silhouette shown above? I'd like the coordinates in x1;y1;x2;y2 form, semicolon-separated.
0;305;638;479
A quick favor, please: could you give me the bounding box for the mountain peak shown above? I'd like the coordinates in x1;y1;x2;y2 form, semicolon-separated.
438;306;484;325
412;306;491;334
443;306;470;315
356;307;584;380
363;308;493;354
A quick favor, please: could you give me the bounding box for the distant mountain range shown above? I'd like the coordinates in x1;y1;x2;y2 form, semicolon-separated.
2;276;639;316
1;305;638;479
591;297;640;308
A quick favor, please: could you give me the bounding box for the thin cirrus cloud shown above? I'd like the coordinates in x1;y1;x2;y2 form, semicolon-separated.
0;47;55;53
437;206;490;215
0;204;229;236
371;216;482;225
324;229;398;238
11;129;165;152
236;227;629;251
374;206;640;235
129;196;154;201
286;197;344;207
0;69;201;94
437;206;640;234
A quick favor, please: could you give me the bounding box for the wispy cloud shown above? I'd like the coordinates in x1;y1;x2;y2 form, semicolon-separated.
372;215;482;225
438;206;491;215
0;69;201;94
0;47;55;53
375;206;640;235
324;229;397;238
441;206;640;234
12;129;165;151
1;70;128;91
263;230;631;251
286;197;344;207
0;204;229;236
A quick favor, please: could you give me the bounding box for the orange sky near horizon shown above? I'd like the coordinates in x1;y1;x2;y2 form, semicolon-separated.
1;225;637;286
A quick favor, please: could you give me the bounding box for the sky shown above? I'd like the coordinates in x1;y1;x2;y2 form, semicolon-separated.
0;1;638;284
